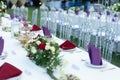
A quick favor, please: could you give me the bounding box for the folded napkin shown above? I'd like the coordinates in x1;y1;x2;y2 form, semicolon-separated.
42;26;52;38
60;40;76;50
9;13;14;20
0;37;4;55
15;15;19;19
0;62;22;80
21;18;26;22
90;47;103;65
30;24;41;31
0;36;2;39
24;23;28;27
87;44;95;64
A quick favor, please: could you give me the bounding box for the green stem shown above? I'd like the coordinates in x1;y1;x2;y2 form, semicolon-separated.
47;69;58;80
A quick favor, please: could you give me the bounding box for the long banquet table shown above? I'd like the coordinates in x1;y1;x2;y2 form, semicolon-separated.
0;17;120;80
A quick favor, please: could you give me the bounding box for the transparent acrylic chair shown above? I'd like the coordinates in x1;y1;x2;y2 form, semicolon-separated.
47;7;56;32
62;12;72;40
102;26;115;62
40;4;48;27
13;7;20;18
55;9;64;38
79;11;92;50
111;13;120;56
58;11;69;39
49;10;59;36
67;13;80;42
31;9;38;25
101;11;115;62
21;7;28;21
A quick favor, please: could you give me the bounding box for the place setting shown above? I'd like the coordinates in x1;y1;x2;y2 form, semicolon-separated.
0;62;22;80
84;44;107;69
60;40;77;52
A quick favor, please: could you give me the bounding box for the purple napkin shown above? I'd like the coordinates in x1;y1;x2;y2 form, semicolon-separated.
75;10;79;15
22;18;26;21
87;44;95;64
9;13;14;20
97;12;102;19
91;47;102;65
114;13;118;17
15;15;19;18
21;18;28;27
24;23;28;27
112;13;118;22
0;37;4;55
85;9;90;17
112;18;116;22
106;11;110;16
42;26;52;38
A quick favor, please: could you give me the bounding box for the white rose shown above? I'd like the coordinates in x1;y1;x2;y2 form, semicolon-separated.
46;42;50;46
28;39;35;43
112;7;114;11
118;4;120;6
36;40;41;45
50;46;55;52
31;47;37;54
45;45;51;50
51;40;56;44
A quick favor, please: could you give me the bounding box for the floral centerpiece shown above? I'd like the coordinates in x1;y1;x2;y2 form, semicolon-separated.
108;3;120;12
69;7;81;14
25;34;61;80
0;0;6;16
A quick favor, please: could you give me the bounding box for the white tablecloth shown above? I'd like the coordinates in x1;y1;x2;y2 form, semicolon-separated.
0;17;120;80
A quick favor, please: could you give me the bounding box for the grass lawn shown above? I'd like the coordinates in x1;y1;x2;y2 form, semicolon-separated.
7;6;40;26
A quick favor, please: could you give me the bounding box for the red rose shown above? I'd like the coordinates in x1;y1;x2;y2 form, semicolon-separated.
38;43;46;50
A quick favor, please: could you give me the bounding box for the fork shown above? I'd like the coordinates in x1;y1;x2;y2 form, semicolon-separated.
100;67;116;72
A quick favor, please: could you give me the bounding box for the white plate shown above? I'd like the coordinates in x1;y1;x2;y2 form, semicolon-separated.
60;47;77;52
6;75;21;80
85;60;107;68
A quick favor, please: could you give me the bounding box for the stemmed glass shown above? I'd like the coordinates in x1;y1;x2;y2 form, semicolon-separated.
0;37;8;60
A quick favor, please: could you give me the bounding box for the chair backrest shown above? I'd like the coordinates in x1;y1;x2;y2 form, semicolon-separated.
13;7;20;17
21;7;28;21
40;5;48;26
31;9;38;25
